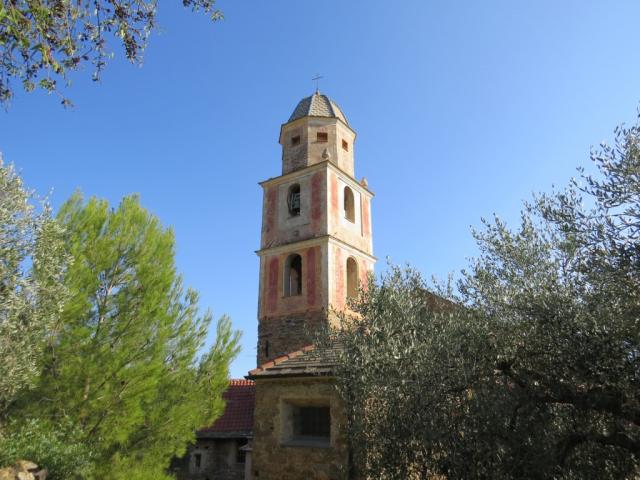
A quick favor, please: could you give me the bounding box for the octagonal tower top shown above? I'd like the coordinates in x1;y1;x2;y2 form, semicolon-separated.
288;91;349;125
279;91;356;177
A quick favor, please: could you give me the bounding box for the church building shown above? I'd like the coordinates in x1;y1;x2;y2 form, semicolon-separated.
176;90;374;480
247;91;375;480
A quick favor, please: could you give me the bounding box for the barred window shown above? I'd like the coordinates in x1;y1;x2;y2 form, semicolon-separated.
293;406;330;439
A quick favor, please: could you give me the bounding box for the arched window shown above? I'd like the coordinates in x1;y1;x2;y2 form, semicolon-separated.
346;257;358;301
288;184;301;217
343;186;355;222
284;254;302;296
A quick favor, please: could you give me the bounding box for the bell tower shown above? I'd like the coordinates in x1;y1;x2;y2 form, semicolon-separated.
256;91;375;365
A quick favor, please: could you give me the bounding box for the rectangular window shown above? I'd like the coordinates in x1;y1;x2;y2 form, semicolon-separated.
317;132;328;143
291;135;301;146
194;453;201;469
294;406;330;439
282;400;331;447
342;139;349;151
236;440;247;464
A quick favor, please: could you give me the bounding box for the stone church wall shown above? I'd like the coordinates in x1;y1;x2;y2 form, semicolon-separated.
251;377;349;480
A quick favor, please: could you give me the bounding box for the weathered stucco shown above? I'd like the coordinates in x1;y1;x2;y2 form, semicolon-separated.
259;163;373;253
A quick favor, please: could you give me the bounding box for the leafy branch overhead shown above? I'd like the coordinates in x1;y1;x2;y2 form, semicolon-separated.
0;0;222;106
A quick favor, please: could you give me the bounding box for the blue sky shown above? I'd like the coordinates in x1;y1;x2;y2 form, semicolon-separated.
2;1;639;377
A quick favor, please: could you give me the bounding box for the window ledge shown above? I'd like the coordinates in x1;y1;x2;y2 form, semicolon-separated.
281;438;331;449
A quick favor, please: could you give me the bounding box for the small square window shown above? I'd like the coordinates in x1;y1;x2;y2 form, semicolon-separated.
342;140;349;151
317;132;328;143
282;401;331;447
294;406;330;439
291;135;301;146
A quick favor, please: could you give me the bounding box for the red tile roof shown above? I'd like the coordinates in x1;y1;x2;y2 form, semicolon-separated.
198;379;255;438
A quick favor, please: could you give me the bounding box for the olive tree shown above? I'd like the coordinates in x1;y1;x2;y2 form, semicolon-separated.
326;114;640;479
0;158;67;416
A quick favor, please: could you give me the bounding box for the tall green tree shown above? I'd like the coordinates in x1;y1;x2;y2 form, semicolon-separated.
0;158;67;416
326;113;640;479
16;193;240;479
0;0;223;106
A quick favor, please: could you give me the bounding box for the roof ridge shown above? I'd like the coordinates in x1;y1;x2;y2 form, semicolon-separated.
228;379;255;386
325;94;337;118
248;344;315;376
307;93;315;117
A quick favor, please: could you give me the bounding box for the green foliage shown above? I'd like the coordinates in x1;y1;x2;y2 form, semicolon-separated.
0;417;95;479
0;158;67;416
10;192;240;477
326;114;640;479
0;0;223;106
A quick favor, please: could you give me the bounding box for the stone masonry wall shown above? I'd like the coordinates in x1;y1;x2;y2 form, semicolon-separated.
251;377;349;480
175;439;245;480
257;310;327;366
280;117;355;177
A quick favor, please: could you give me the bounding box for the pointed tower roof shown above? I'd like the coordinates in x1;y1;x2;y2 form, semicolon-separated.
288;91;349;125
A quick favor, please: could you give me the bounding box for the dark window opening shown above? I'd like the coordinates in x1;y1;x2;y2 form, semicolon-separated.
236;440;247;464
194;453;202;469
344;186;355;222
342;139;349;151
346;257;358;301
317;132;328;143
284;254;302;297
264;339;270;359
288;184;301;217
293;406;330;439
291;135;301;146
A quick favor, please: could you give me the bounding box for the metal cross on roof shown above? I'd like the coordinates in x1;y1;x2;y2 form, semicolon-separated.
312;74;323;93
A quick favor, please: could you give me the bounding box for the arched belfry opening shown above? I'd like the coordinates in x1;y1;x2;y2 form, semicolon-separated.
346;257;358;301
288;183;301;216
344;186;355;222
284;254;302;297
